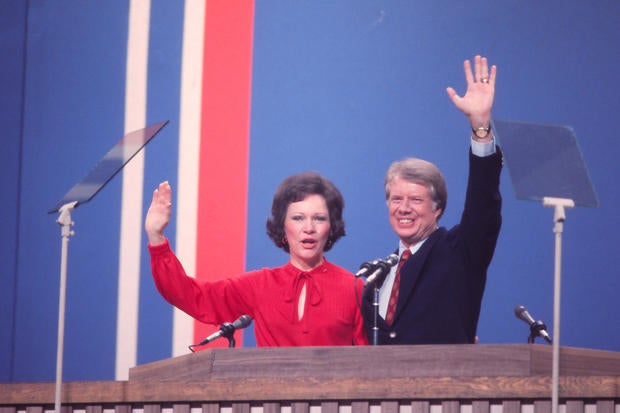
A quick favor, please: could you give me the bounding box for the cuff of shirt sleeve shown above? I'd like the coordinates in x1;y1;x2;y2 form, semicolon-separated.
470;137;496;157
148;238;171;254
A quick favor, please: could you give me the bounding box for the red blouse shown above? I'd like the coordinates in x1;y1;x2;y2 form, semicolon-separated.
149;239;369;346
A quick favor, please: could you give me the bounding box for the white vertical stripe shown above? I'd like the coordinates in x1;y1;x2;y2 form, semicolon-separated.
172;0;206;357
115;0;150;380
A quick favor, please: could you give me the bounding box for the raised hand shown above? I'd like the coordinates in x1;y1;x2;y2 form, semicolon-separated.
446;55;496;140
145;181;172;246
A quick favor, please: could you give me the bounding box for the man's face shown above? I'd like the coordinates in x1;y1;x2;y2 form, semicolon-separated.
387;176;441;247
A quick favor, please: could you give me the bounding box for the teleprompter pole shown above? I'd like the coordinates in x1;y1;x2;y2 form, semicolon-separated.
542;196;574;413
54;201;77;413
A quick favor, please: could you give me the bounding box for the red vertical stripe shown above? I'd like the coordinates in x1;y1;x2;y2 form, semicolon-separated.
195;0;255;347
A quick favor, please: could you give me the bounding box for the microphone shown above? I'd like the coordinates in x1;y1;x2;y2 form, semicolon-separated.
355;259;382;277
364;254;399;286
514;305;552;343
196;315;253;346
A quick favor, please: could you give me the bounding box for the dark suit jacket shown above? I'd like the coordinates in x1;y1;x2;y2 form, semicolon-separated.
362;148;503;344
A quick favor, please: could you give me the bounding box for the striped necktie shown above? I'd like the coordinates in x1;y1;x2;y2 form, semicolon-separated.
385;249;411;325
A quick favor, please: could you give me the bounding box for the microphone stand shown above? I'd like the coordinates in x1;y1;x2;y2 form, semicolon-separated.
372;287;380;346
366;262;391;346
542;196;574;413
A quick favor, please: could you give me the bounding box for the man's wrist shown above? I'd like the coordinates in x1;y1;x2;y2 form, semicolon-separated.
471;124;492;139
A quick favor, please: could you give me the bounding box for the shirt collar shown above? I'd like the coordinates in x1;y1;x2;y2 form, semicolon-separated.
399;238;427;257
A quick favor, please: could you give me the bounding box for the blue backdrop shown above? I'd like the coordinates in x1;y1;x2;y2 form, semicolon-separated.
1;0;618;382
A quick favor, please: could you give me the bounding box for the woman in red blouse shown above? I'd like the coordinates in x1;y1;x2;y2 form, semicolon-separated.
145;172;368;347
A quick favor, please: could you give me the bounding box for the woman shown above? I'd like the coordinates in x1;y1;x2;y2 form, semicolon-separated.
145;171;368;346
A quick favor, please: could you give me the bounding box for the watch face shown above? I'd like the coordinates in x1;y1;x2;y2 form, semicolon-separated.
475;128;489;138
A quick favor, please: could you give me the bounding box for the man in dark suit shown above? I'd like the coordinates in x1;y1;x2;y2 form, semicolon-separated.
362;55;502;345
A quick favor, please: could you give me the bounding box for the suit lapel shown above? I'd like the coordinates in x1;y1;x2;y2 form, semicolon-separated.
393;228;445;321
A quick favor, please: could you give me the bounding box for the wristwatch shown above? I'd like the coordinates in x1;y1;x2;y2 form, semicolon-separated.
472;125;491;139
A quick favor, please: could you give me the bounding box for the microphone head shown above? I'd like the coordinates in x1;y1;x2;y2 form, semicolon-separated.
233;314;253;329
514;305;526;317
374;254;400;271
385;254;399;266
514;305;535;325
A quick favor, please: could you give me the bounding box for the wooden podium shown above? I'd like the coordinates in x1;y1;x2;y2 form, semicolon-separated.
1;344;619;413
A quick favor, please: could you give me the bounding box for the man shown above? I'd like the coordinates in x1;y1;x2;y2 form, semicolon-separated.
362;55;502;345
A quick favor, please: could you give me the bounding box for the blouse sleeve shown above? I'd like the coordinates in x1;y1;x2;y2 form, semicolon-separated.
148;239;255;324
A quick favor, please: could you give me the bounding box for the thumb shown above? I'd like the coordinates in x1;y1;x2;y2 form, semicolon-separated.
446;86;459;102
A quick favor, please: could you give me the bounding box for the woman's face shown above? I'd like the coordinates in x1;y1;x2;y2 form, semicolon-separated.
284;194;331;271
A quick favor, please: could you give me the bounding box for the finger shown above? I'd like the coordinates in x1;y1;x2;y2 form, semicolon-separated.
151;188;160;205
480;56;489;81
474;55;482;82
463;59;474;85
446;87;466;112
158;181;172;205
446;86;459;101
488;64;497;86
158;180;170;193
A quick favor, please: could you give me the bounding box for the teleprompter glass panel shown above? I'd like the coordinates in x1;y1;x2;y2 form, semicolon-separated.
492;119;598;208
49;120;169;213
